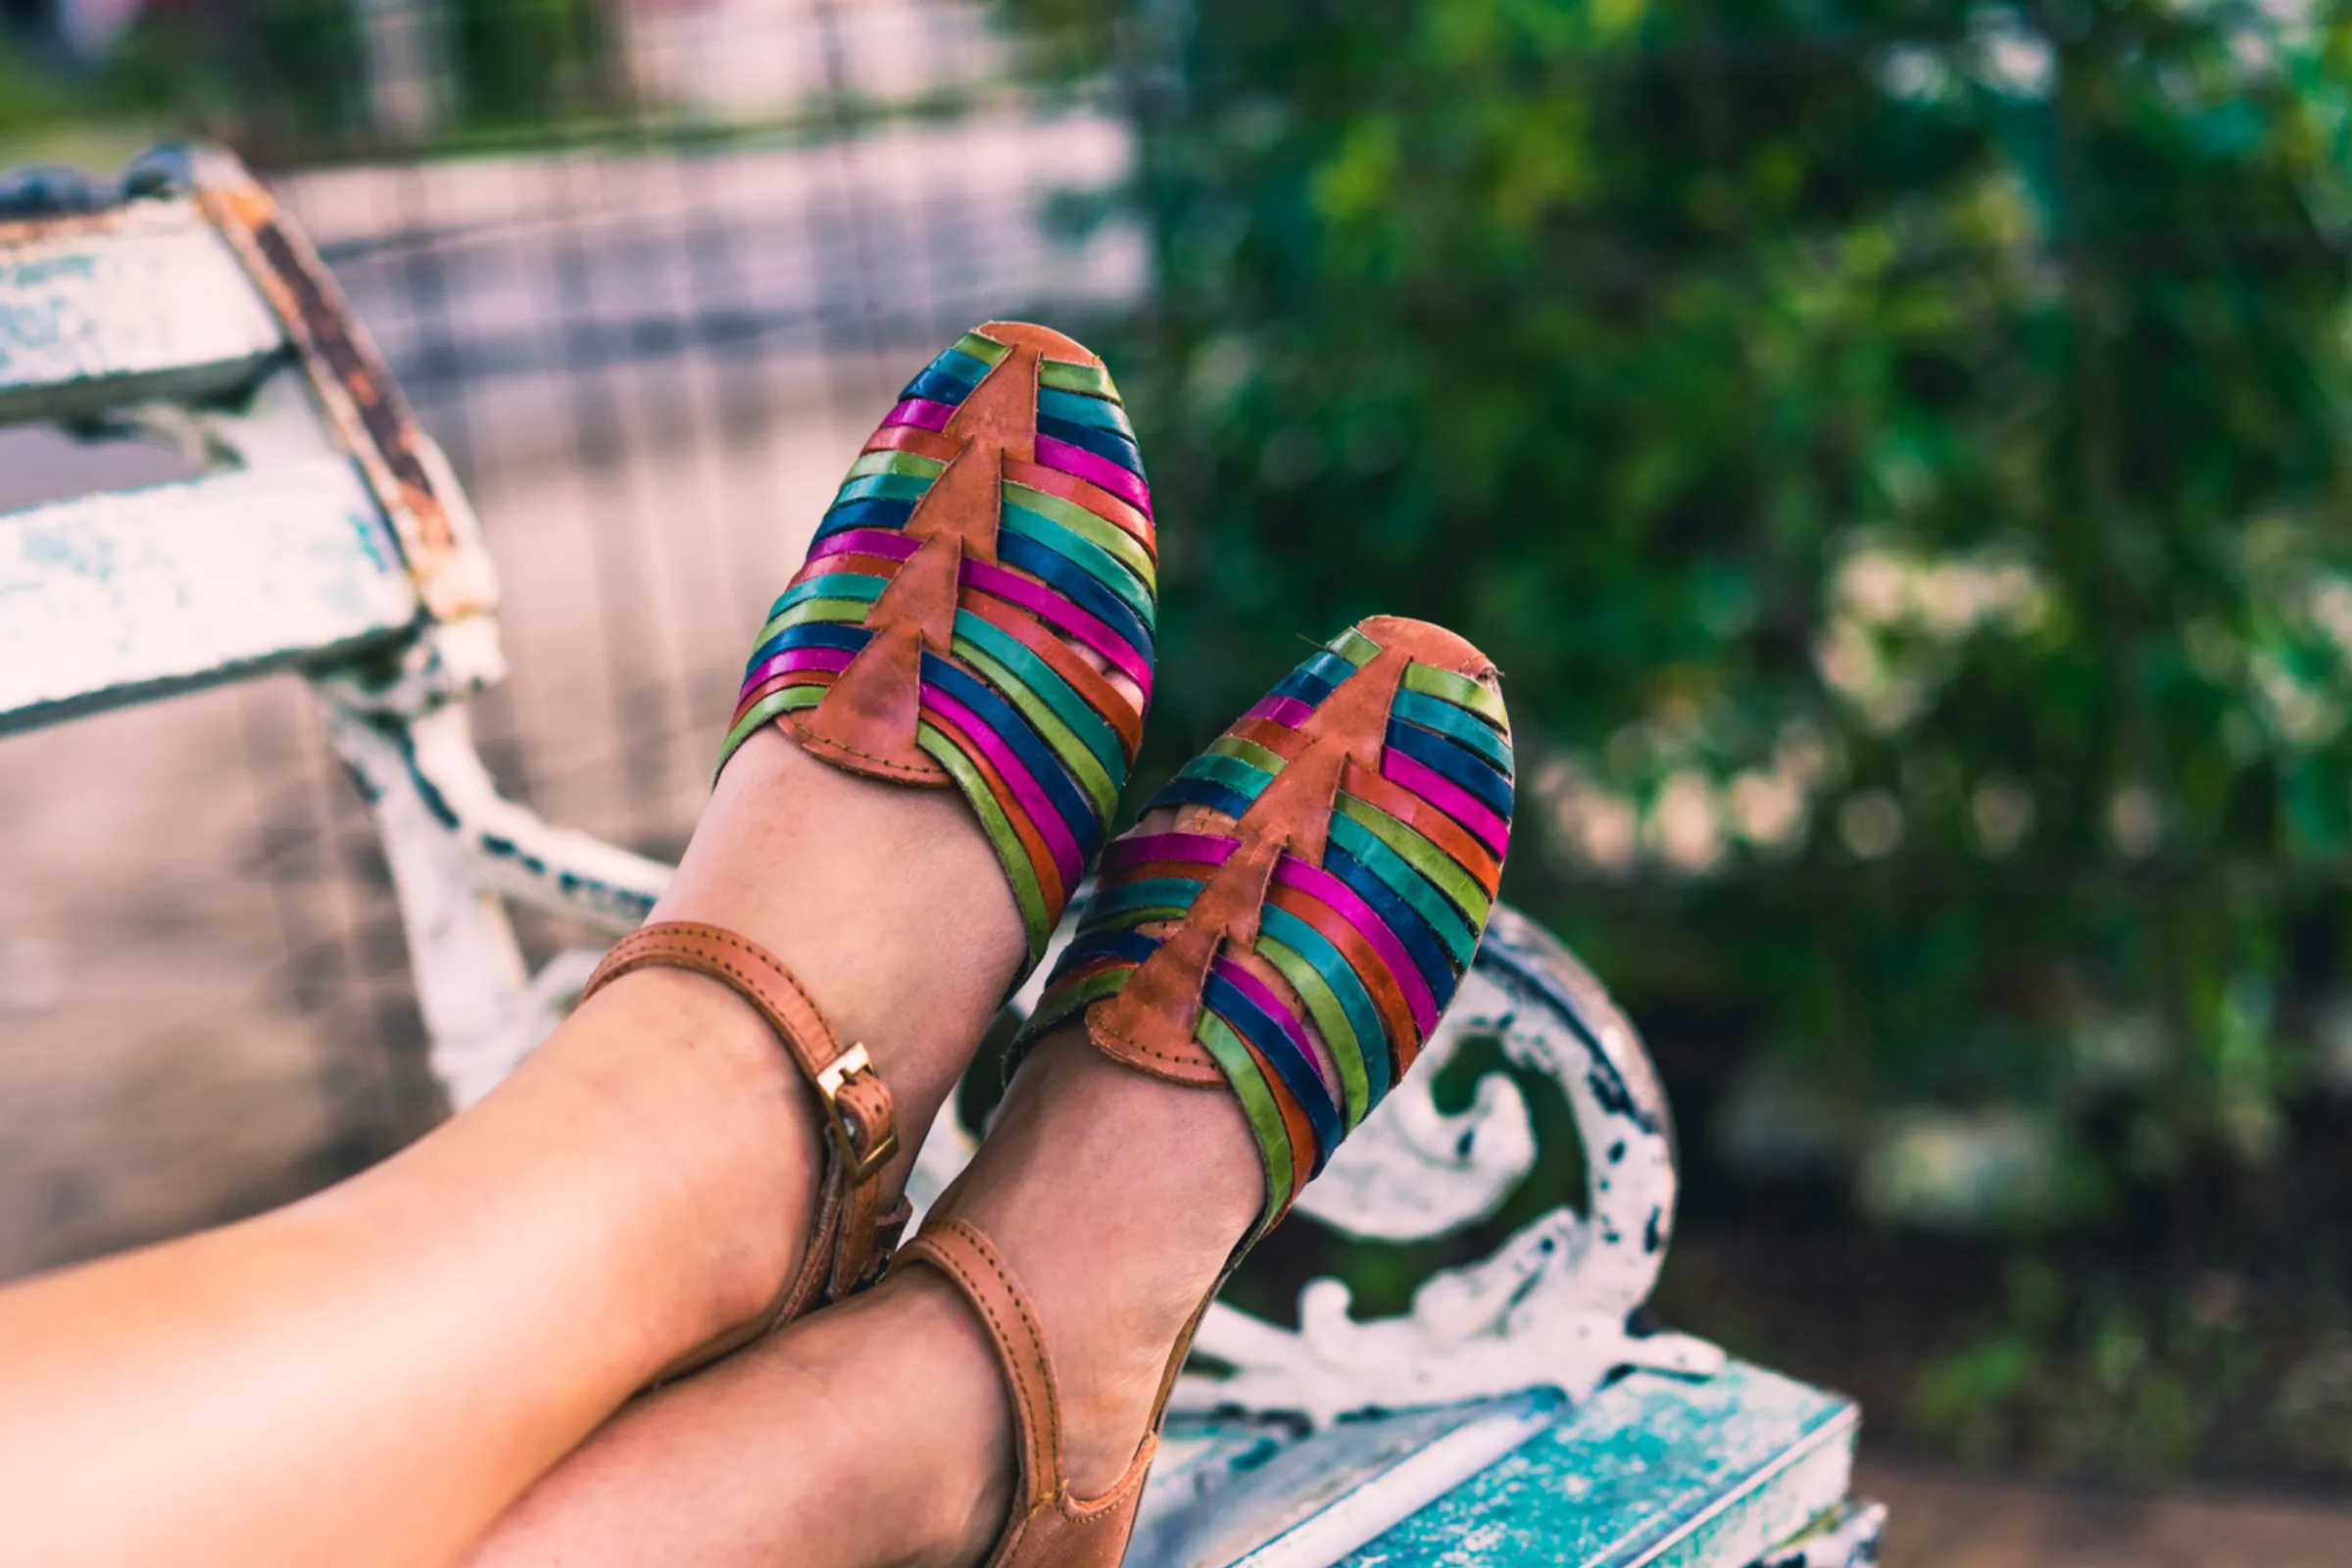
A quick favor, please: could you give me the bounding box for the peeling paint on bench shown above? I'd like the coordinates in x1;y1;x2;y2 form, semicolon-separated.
0;455;416;733
1339;1362;1861;1568
195;164;501;621
0;202;283;422
1122;1362;1869;1568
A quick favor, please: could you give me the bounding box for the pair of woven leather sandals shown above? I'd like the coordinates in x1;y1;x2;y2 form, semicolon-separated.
577;323;1515;1567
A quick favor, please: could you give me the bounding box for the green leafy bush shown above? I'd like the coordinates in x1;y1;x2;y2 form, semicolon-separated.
1019;0;2352;1232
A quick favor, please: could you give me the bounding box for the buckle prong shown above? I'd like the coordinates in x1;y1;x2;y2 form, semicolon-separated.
814;1043;899;1182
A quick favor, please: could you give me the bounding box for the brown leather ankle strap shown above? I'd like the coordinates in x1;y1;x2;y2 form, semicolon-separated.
900;1220;1065;1510
896;1218;1159;1568
581;920;902;1320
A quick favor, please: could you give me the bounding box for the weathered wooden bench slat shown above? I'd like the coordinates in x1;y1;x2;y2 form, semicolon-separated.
0;202;285;424
1125;1360;1861;1568
1336;1361;1858;1568
0;456;416;734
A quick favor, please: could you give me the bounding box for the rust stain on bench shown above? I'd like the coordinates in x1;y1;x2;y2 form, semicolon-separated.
197;178;497;624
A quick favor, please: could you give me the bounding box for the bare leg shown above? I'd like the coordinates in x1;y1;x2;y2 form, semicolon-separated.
0;728;1023;1568
466;906;1264;1568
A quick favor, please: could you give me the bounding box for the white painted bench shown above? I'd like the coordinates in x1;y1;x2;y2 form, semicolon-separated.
0;143;1882;1568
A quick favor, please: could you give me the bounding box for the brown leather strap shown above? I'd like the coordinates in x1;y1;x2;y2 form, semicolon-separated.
869;1195;915;1276
581;920;902;1322
898;1219;1064;1513
897;1217;1165;1568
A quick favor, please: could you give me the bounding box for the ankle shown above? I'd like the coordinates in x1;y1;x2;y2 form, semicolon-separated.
659;726;1026;1129
824;1273;1018;1568
541;965;822;1350
935;1026;1262;1493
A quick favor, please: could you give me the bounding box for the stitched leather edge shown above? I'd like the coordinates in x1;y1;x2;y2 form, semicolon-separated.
898;1219;1062;1501
782;710;955;785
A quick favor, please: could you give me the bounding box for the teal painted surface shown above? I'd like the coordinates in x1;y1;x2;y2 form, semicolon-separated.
1138;1394;1566;1568
1342;1360;1858;1568
0;207;282;421
0;455;416;734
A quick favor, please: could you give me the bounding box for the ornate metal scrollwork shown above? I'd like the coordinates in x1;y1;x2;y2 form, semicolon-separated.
906;903;1722;1428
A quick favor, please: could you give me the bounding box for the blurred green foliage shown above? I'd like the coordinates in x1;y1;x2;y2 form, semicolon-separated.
1910;1251;2352;1477
1009;1;2352;1474
0;0;613;156
446;0;610;126
1014;0;2352;1234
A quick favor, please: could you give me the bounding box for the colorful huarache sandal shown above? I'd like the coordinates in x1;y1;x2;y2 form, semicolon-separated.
897;615;1512;1568
582;322;1156;1374
720;320;1156;968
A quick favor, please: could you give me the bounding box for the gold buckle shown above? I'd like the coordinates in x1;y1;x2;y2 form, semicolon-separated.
814;1044;899;1184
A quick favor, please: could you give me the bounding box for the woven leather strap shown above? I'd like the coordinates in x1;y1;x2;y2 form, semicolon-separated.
581;920;902;1330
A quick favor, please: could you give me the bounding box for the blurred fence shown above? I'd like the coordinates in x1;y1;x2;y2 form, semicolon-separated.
0;0;1137;1278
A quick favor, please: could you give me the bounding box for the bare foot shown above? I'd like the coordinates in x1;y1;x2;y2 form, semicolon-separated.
464;795;1265;1568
